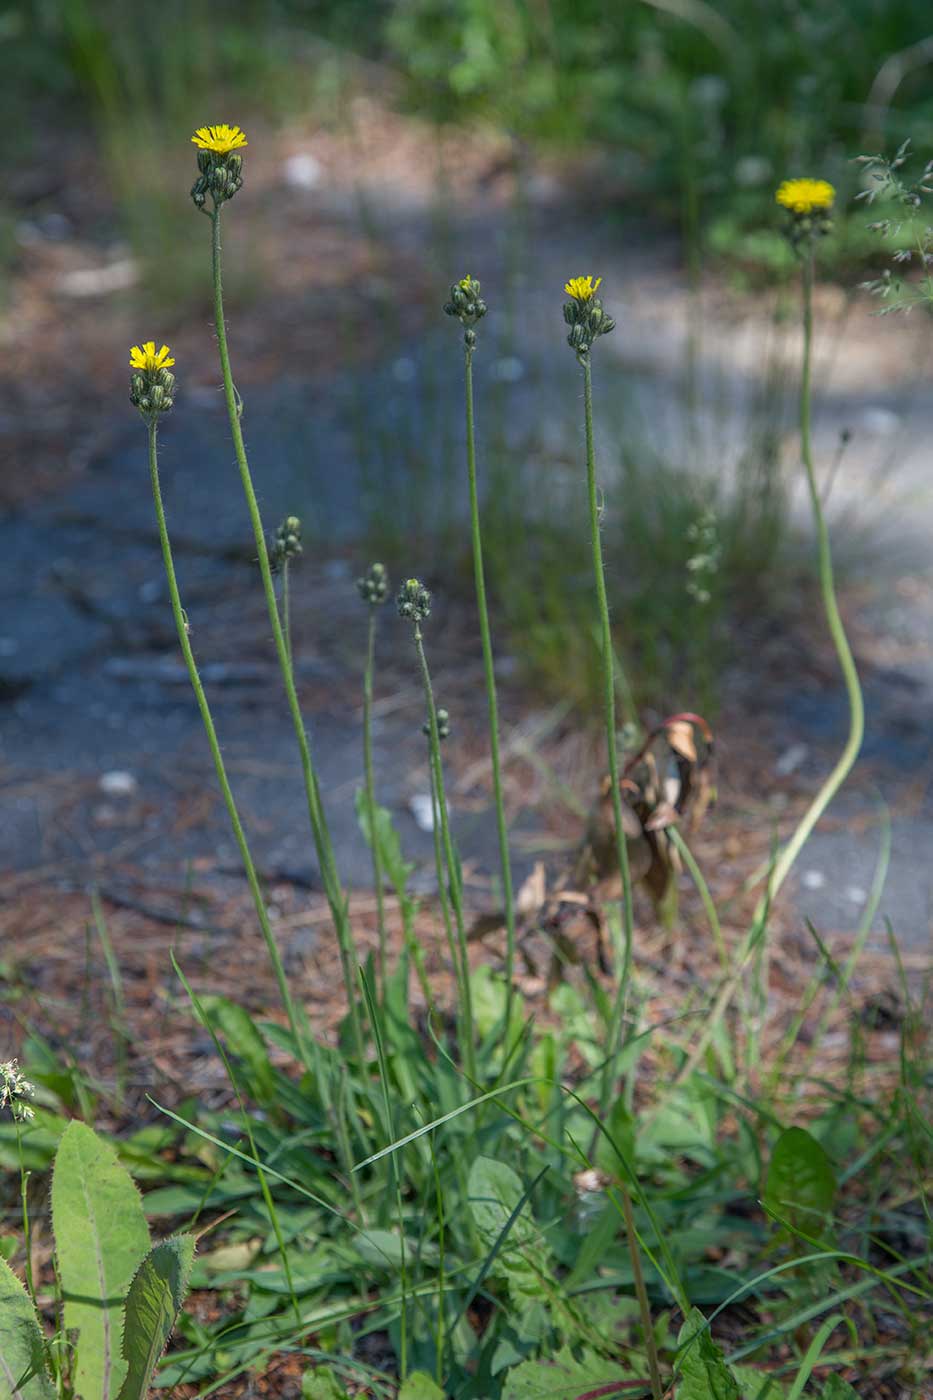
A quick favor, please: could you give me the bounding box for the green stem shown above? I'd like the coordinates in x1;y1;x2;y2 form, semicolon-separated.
208;204;365;1068
620;1185;664;1400
582;355;635;1106
363;607;388;994
146;419;305;1061
761;249;864;906
464;346;516;1047
282;559;292;671
412;623;477;1080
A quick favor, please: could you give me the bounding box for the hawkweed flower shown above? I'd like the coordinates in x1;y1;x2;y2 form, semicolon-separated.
357;561;389;606
273;515;303;569
0;1059;35;1122
396;577;431;622
775;178;835;250
563;274;615;362
444;274;487;348
190;123;247;209
129;341;176;419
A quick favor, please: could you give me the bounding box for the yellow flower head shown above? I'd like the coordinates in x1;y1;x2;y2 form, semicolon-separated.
191;124;248;156
775;178;835;216
564;275;602;302
458;274;474;290
129;342;175;372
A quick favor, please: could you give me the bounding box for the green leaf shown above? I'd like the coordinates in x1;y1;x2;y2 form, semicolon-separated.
199;995;276;1104
595;1094;637;1179
354;791;415;898
729;1364;787;1400
468;1157;540;1258
399;1373;445;1400
51;1121;150;1400
501;1344;641;1399
676;1309;741;1400
819;1378;859;1400
301;1366;351;1400
0;1257;55;1400
764;1127;836;1238
116;1235;195;1400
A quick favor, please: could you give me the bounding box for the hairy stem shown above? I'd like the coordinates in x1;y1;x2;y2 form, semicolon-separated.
209;204;365;1066
464;345;517;1046
363;607;388;993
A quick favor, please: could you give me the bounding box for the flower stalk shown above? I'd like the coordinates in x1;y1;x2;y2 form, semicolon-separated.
357;564;390;993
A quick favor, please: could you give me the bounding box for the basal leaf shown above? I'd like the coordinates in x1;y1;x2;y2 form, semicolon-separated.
819;1378;860;1400
468;1157;539;1257
116;1235;196;1400
764;1127;836;1239
676;1309;741;1400
51;1121;150;1400
729;1363;787;1400
501;1344;642;1399
354;791;415;897
0;1257;55;1400
398;1373;446;1400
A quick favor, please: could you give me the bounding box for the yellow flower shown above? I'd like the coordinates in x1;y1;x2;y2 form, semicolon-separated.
775;178;835;215
129;342;175;372
191;124;248;155
564;275;602;302
458;275;474;290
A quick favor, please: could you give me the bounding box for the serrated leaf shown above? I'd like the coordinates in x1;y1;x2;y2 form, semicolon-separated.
399;1373;445;1400
676;1309;741;1400
0;1257;55;1400
116;1235;195;1400
501;1344;641;1399
51;1121;150;1400
468;1157;540;1257
764;1127;836;1238
729;1364;787;1400
301;1366;351;1400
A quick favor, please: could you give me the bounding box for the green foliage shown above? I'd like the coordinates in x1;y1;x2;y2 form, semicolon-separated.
116;1236;196;1400
1;1123;195;1400
501;1344;640;1399
764;1126;837;1241
676;1310;741;1399
51;1121;151;1400
0;1257;54;1400
398;1373;445;1400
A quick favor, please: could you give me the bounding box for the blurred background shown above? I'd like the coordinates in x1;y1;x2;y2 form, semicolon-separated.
3;0;933;949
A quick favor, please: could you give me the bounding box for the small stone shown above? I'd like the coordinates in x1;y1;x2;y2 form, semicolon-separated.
99;770;138;797
845;885;868;905
775;742;808;776
410;792;436;832
802;869;825;890
282;151;323;190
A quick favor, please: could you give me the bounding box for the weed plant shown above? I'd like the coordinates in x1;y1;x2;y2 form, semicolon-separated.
0;135;929;1400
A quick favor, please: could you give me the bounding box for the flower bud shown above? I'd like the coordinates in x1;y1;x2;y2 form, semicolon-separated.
357;561;389;605
396;576;431;623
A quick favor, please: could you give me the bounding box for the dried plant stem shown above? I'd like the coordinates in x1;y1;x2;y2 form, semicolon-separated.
463;346;516;1044
620;1185;664;1400
412;622;477;1080
761;249;864;906
146;419;304;1061
363;606;388;992
582;356;635;1100
209;205;366;1068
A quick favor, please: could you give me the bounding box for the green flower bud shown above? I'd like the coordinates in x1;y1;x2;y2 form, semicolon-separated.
357;561;389;605
396;576;431;623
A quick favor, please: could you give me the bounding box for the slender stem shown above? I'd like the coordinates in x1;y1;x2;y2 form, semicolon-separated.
761;250;864;906
412;623;477;1079
282;559;292;671
363;607;388;993
464;345;517;1045
146;419;305;1060
620;1185;664;1400
208;204;365;1067
582;355;635;1105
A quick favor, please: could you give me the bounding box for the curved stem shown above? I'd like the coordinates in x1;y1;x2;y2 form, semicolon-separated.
146;420;305;1061
762;250;864;906
209;205;365;1067
582;356;635;1105
413;623;476;1080
464;346;516;1046
363;607;388;993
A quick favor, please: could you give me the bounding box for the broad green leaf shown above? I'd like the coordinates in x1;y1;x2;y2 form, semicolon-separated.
676;1309;741;1400
301;1366;351;1400
819;1378;859;1400
0;1256;55;1400
399;1373;445;1400
51;1121;150;1400
501;1344;641;1399
764;1127;836;1238
471;964;525;1042
468;1157;541;1266
730;1363;787;1400
116;1234;195;1400
199;995;276;1104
